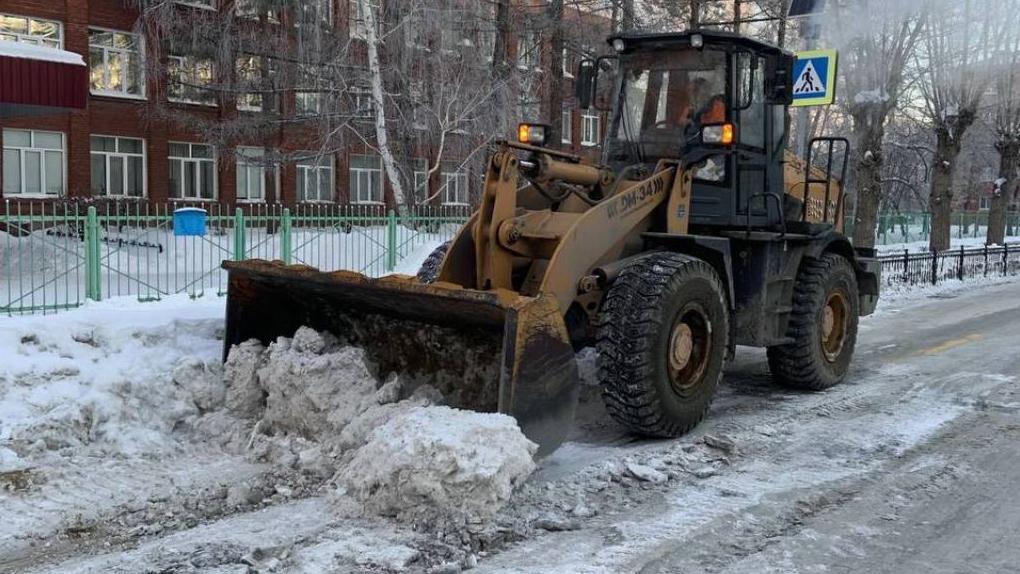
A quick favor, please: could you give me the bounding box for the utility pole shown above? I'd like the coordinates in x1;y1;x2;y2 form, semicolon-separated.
795;18;819;158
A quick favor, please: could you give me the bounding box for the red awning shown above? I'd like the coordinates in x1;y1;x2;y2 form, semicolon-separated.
0;40;87;117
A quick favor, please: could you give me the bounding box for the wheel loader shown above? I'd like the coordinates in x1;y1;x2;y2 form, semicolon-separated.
222;30;880;456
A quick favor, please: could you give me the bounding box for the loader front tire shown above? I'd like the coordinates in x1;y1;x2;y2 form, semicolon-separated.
597;253;729;438
767;253;859;390
415;241;451;283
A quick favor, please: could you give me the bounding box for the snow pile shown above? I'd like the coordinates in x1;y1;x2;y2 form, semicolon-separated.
258;329;378;438
219;326;538;526
0;296;225;465
337;406;537;525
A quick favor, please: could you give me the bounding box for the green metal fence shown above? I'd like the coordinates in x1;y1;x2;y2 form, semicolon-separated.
1;201;470;315
865;212;1020;246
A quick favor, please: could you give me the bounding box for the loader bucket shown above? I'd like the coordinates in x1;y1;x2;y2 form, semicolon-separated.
221;260;579;456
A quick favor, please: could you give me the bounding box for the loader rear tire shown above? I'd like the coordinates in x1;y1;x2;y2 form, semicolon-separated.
597;252;729;438
416;241;451;283
767;253;859;390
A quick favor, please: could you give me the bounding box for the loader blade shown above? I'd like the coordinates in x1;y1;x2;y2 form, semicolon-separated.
222;260;579;456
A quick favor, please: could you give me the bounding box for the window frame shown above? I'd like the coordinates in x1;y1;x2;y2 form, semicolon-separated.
2;129;66;198
0;13;63;48
88;27;146;100
173;0;217;10
167;54;217;107
581;110;600;147
168;142;218;201
349;154;384;205
235;54;270;112
90;135;147;198
296;154;335;202
439;163;469;206
561;107;573;144
236;146;277;202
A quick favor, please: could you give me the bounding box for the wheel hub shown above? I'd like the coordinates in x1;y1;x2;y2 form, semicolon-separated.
820;290;849;362
670;323;694;371
668;306;712;394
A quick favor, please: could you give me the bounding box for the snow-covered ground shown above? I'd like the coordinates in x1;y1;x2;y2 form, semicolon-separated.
876;235;1020;254
1;225;453;311
3;249;1020;573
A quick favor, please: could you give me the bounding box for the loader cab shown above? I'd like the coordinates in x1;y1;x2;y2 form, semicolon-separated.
580;30;795;231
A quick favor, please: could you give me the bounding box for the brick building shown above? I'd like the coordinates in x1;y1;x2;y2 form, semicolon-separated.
0;0;612;210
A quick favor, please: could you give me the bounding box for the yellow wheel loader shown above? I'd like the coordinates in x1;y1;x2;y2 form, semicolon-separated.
222;30;880;456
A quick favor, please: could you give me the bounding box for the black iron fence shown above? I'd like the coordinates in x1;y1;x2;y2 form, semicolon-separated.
879;244;1020;287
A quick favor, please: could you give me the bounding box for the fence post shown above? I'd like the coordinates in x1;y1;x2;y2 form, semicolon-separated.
984;244;989;277
902;249;909;281
931;250;939;286
281;207;292;264
84;206;102;301
233;208;246;261
957;245;964;281
386;209;398;272
1005;243;1010;277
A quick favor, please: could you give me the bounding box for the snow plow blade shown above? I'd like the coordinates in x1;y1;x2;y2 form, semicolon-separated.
221;260;579;456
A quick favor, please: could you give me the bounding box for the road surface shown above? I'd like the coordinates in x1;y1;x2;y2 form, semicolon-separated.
4;279;1019;573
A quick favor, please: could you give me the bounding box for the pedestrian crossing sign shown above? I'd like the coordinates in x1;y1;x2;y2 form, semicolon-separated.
792;49;838;107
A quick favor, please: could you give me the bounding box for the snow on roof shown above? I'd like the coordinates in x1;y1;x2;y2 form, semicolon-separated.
0;39;85;67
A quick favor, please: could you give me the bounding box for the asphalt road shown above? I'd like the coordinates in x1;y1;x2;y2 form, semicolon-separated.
481;280;1020;574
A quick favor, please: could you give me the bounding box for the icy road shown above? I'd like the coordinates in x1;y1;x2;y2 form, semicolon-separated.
2;277;1019;574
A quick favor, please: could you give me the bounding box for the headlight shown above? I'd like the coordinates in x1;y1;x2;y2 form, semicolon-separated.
702;123;734;145
518;123;549;146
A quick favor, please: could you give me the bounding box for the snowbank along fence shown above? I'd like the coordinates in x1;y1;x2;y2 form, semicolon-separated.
1;201;469;315
4;201;1020;316
848;211;1020;246
878;243;1020;287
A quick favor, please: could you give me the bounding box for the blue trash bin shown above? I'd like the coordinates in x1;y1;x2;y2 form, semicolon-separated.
173;208;208;237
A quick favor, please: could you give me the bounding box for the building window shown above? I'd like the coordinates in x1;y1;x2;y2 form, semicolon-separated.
349;0;377;40
297;154;334;202
296;65;324;116
582;110;600;147
168;55;216;106
236;55;271;112
517;31;540;69
0;14;62;48
174;0;216;9
236;147;273;201
351;86;374;118
2;129;65;197
168;142;216;200
440;163;469;206
90;136;145;197
89;29;145;99
412;158;429;202
349;154;383;204
980;196;992;211
562;48;575;78
234;0;280;21
299;0;333;27
561;107;572;144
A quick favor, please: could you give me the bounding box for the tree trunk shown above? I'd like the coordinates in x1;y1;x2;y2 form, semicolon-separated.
621;0;636;31
493;0;512;74
545;0;564;146
987;142;1020;245
361;1;407;213
850;119;885;248
689;0;701;29
928;135;958;252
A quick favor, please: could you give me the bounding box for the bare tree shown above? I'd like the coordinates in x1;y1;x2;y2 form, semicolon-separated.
828;0;924;248
916;0;1006;251
987;2;1020;245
